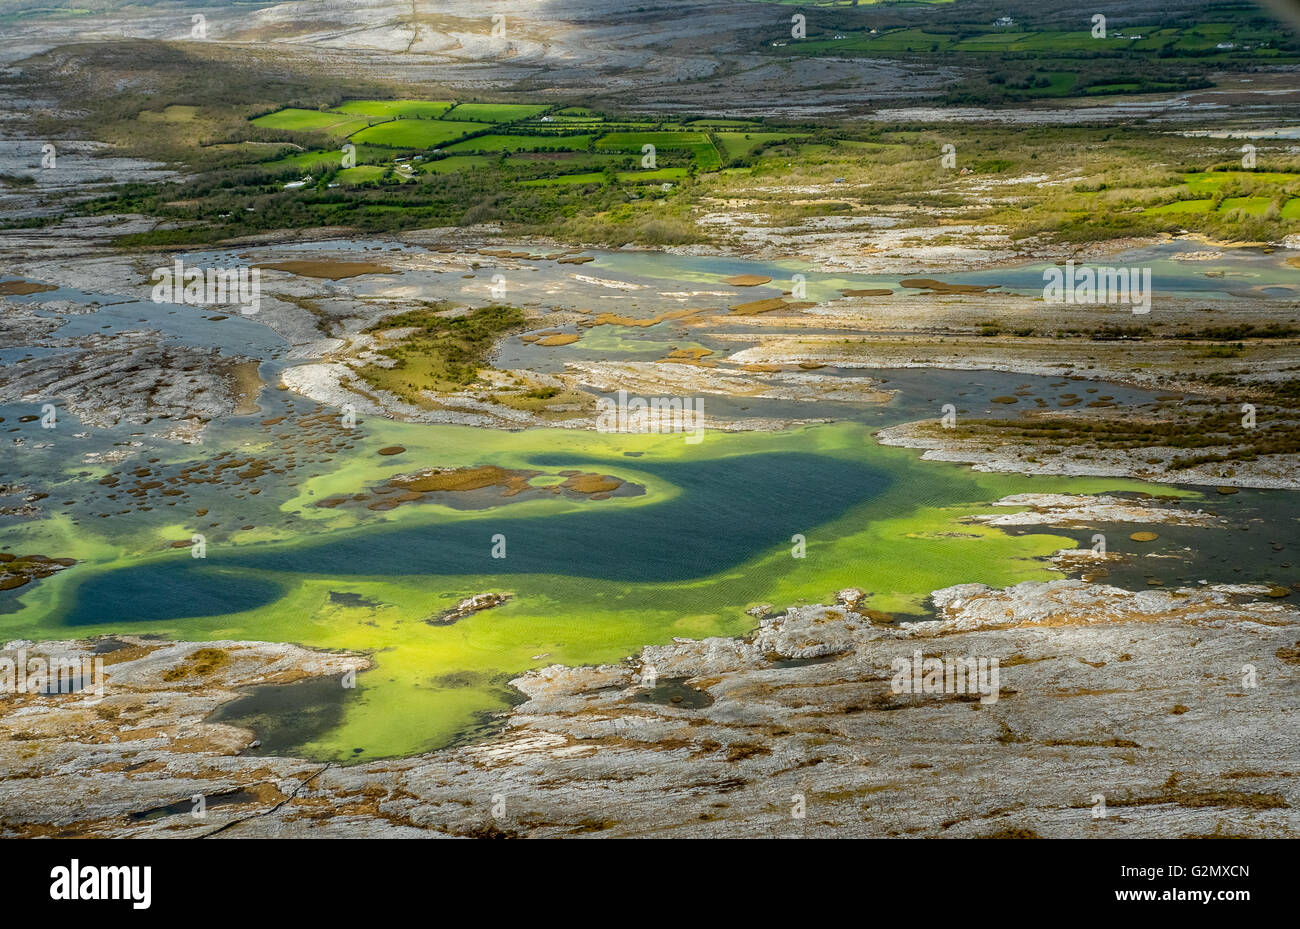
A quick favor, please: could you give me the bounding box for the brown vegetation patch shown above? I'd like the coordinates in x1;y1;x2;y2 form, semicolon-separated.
558;471;623;495
0;279;57;295
1275;642;1300;665
255;260;393;280
729;298;789;316
980;826;1040;838
0;553;76;592
725;742;772;762
160;647;230;682
320;463;632;513
536;333;580;346
585;308;701;328
394;465;537;495
900;278;1000;294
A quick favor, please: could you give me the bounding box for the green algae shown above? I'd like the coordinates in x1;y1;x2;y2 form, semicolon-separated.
0;419;1193;760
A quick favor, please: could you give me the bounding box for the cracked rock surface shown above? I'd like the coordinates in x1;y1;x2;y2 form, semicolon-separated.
1;579;1296;838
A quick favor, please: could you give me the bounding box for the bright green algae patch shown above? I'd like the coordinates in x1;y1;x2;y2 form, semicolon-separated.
2;420;1182;761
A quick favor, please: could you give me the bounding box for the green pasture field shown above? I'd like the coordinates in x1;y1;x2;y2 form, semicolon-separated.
531;115;605;124
521;172;606;186
523;167;688;186
595;130;711;150
250;108;373;137
332;99;455;119
350;119;490;149
335;165;390;185
259;149;346;173
443;134;594;153
418;155;492;174
1219;196;1274;216
686;119;761;128
596;131;721;170
1145;199;1214;215
260;145;391;172
443;103;550;123
787;16;1291;63
1184;171;1300;193
502;152;620;172
714;132;805;160
90;82;1300;253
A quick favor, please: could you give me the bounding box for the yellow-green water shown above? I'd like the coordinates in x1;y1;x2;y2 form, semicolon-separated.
2;418;1188;760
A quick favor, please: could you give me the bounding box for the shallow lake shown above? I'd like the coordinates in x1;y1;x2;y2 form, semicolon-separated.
2;240;1295;760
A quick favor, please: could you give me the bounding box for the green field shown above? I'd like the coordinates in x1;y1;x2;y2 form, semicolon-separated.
1033;72;1080;95
259;149;346;173
335;165;390;185
1146;199;1214;215
1184;171;1300;193
443;103;550;123
350;119;490;149
1219;196;1273;216
241;102;739;180
596;130;711;149
522;172;606;186
714;131;805;160
686;118;761;129
596;131;721;170
250;108;373;138
785;15;1295;75
332;99;455;119
1135;170;1300;219
523;167;688;186
418;155;492;174
260;145;391;173
443;134;594;153
536;115;606;125
1085;82;1142;94
102;87;1300;253
798;28;1105;55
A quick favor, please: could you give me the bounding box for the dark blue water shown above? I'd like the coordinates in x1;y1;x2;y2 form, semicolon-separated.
60;450;891;625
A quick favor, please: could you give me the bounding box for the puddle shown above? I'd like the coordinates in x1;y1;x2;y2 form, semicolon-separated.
129;788;261;822
206;673;351;756
633;676;714;708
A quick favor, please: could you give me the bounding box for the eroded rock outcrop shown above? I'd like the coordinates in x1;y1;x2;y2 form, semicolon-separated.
1;580;1297;838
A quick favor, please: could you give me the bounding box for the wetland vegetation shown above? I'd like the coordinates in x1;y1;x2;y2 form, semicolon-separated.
3;31;1296;249
0;0;1297;842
